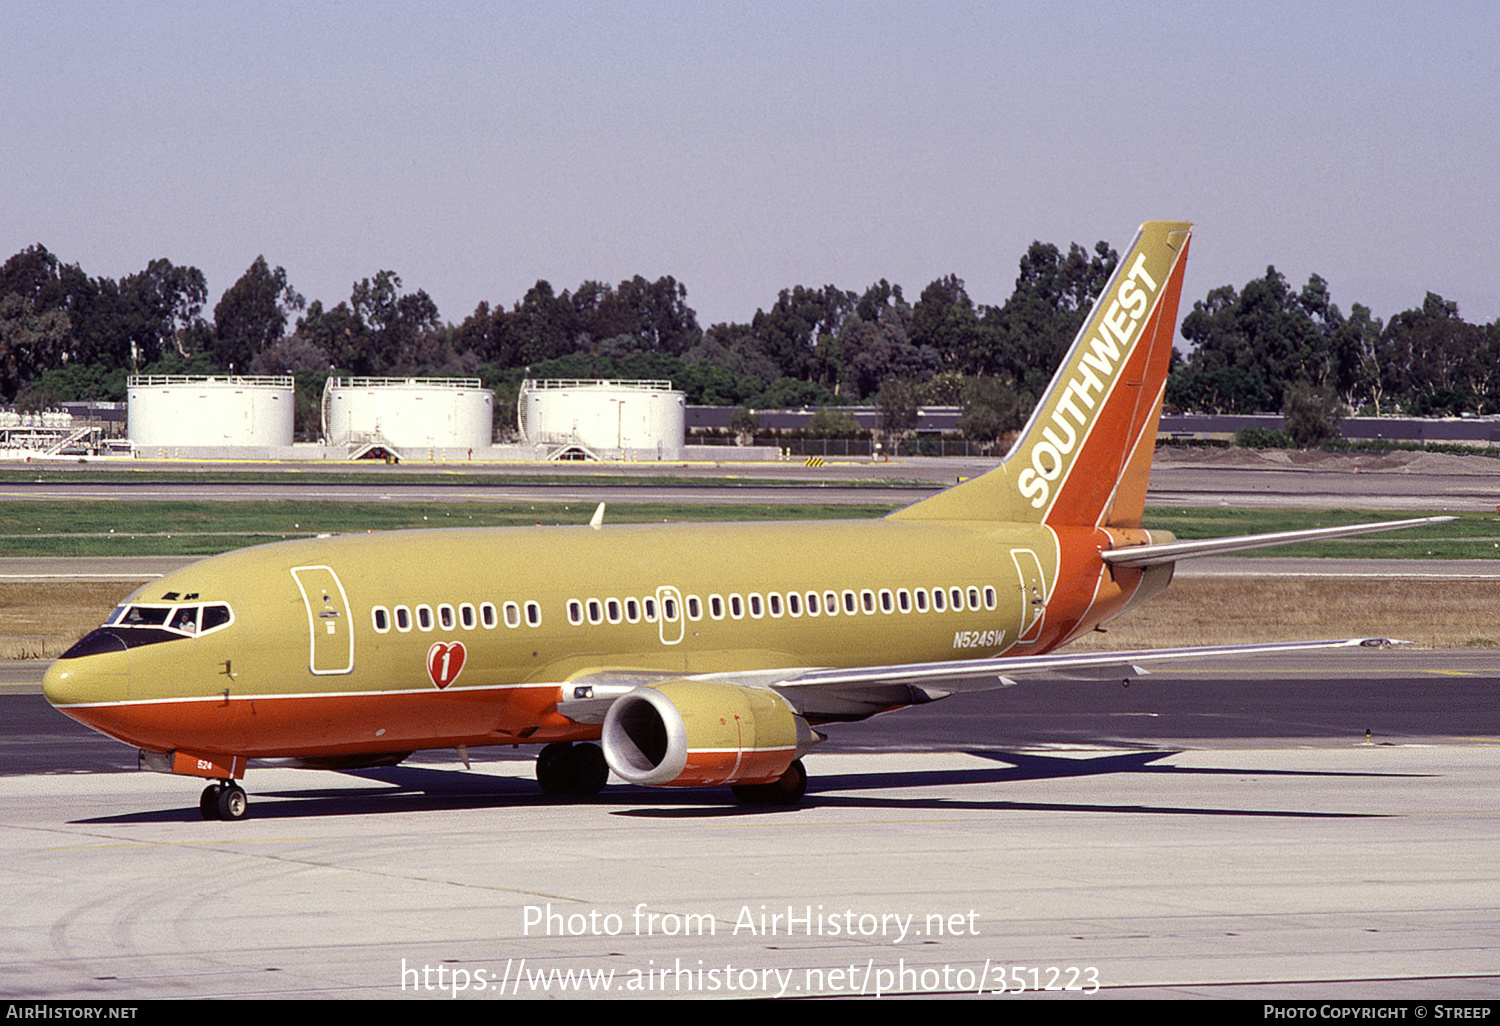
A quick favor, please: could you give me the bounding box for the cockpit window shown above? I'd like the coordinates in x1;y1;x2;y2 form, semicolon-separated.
201;604;232;632
113;602;233;637
60;602;236;658
123;605;171;627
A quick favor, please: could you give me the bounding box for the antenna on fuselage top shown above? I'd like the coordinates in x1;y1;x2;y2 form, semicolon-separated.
589;503;605;529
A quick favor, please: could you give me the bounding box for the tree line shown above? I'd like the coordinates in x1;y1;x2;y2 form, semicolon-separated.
3;239;1496;445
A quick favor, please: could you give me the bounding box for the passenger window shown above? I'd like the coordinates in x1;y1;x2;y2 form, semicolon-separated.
768;593;782;617
984;586;997;610
915;589;928;612
729;594;744;619
710;595;724;620
568;600;583;625
748;594;763;618
644;597;658;622
686;595;701;621
787;593;801;617
525;602;541;627
805;592;819;616
587;600;603;625
625;598;640;622
460;603;476;629
417;605;434;631
438;604;455;630
482;602;498;628
607;598;622;624
372;607;390;633
503;602;520;628
950;587;965;611
968;586;981;610
897;589;911;613
823;591;838;616
843;590;857;614
395;606;412;631
861;590;875;614
932;588;946;612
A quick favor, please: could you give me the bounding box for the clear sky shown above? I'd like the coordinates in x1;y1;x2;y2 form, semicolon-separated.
5;0;1496;336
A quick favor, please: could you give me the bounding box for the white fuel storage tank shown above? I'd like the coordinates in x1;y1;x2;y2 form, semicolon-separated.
322;377;493;451
518;379;685;456
127;375;295;447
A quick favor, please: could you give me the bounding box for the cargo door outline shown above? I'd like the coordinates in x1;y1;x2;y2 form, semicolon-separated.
291;565;354;674
656;585;684;646
1010;548;1047;646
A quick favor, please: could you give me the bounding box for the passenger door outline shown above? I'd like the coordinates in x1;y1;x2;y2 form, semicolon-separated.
291;565;354;674
1010;548;1047;646
656;585;684;646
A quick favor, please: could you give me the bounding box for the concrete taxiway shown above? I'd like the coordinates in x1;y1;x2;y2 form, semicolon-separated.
4;649;1499;999
3;744;1497;1000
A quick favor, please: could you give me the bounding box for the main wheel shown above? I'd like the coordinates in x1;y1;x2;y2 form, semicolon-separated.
215;783;248;820
570;744;609;795
732;759;807;806
200;784;222;820
536;742;574;794
536;743;610;796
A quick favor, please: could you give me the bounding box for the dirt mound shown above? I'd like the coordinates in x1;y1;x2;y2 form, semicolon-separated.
1397;451;1499;476
1156;445;1499;477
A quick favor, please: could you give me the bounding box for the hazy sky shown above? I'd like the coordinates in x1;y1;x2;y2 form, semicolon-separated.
5;1;1497;336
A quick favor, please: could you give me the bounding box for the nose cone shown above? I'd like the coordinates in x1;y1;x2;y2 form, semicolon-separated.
44;634;131;714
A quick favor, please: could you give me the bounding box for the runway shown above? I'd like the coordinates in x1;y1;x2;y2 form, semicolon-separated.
0;479;937;507
4;446;1498;511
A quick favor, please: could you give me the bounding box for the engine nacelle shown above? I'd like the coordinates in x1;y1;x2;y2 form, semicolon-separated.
601;680;814;787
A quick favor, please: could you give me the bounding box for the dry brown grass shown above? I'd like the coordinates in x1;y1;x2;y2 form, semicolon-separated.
0;582;139;660
4;576;1496;662
1072;577;1500;650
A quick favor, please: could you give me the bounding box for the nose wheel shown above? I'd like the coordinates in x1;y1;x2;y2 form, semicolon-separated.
200;781;248;820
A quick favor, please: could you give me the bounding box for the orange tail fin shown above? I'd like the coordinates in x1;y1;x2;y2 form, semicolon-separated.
891;220;1192;527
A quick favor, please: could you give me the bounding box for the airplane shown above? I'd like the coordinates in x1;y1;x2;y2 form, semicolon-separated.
42;221;1448;820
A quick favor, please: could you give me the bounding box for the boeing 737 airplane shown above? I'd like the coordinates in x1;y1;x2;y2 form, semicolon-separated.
44;222;1445;819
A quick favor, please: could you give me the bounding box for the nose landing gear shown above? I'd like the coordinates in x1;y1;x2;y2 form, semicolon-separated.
200;781;248;820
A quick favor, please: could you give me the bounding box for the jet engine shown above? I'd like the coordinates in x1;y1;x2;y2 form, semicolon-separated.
601;680;814;788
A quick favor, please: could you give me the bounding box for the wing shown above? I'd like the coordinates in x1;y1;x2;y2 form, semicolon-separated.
555;637;1402;725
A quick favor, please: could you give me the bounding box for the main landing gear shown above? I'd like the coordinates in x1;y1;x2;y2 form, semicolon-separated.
200;781;248;820
535;742;609;796
731;759;808;806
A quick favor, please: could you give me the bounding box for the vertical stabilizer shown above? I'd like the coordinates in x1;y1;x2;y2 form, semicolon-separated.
890;220;1191;527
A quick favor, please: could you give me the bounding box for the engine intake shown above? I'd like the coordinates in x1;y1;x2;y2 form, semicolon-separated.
602;680;814;787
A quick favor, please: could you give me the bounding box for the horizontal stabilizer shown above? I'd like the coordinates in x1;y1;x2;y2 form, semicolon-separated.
1103;516;1456;568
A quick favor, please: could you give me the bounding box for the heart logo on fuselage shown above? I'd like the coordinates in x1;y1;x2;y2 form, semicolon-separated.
427;641;466;689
